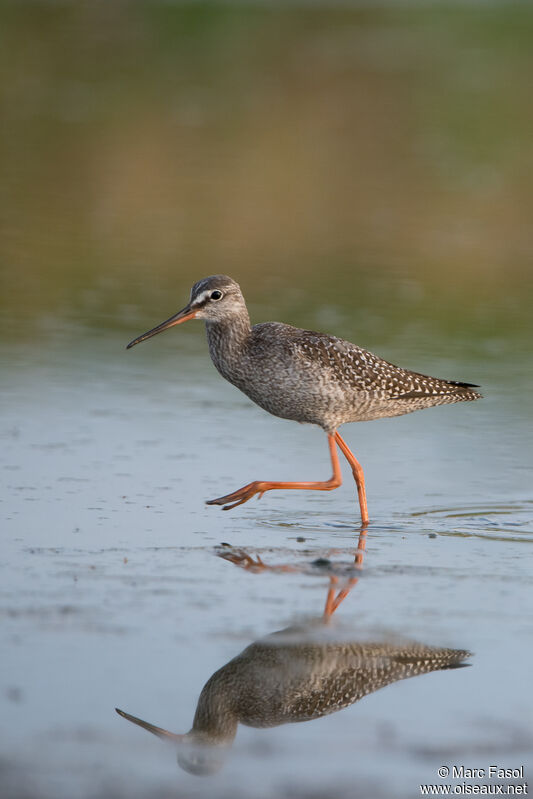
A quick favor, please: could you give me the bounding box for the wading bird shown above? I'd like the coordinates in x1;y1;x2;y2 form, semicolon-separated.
127;275;481;523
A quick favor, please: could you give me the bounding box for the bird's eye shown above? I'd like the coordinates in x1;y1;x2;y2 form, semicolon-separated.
210;290;223;301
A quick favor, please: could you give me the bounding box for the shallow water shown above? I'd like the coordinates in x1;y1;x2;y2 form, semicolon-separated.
2;330;533;798
2;4;533;798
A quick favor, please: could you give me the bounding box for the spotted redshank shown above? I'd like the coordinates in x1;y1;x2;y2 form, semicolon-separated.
127;275;481;523
116;626;470;775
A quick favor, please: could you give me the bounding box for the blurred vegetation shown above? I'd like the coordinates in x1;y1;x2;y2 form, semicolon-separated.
1;2;532;351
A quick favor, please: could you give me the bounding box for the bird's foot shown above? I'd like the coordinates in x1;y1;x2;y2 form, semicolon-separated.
206;481;266;511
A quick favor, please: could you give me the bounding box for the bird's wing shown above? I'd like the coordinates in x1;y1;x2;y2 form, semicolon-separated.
284;328;480;399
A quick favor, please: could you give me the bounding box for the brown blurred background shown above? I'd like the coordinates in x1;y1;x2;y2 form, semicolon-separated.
1;2;532;355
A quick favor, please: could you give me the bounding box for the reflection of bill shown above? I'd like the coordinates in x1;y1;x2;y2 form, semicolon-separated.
116;531;471;777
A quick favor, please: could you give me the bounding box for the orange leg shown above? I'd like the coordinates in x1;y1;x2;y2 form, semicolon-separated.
334;431;369;525
207;433;342;511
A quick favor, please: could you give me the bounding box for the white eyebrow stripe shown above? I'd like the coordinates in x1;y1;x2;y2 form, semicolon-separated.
192;289;212;306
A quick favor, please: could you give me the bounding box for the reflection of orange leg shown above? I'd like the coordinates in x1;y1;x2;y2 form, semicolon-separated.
334;432;369;524
218;526;369;621
323;576;360;620
324;577;339;618
207;434;342;511
217;549;298;574
354;525;367;566
331;578;359;612
323;526;368;620
217;550;268;572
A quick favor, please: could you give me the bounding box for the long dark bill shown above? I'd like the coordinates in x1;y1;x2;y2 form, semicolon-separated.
115;707;185;742
126;305;197;349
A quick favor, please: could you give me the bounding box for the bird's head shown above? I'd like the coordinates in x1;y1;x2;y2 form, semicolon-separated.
188;275;246;323
126;275;246;349
115;707;231;777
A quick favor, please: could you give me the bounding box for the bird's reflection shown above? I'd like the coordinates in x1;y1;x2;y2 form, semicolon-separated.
218;524;368;620
116;529;471;775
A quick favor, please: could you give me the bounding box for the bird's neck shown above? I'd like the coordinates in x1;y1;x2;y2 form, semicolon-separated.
190;680;239;745
205;312;251;381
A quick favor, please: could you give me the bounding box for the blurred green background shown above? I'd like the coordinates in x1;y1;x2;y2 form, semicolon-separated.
1;1;532;357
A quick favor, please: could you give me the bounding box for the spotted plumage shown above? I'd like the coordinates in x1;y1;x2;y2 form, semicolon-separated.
208;318;480;432
116;625;471;774
127;275;482;521
191;628;470;734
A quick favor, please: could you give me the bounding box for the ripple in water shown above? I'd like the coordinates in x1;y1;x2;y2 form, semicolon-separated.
258;501;533;543
410;500;533;543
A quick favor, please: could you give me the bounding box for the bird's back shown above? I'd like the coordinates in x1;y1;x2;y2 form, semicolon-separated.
216;322;481;432
194;636;471;730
